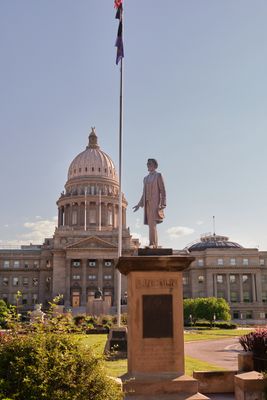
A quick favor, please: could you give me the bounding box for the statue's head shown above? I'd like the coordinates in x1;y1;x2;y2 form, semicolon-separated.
147;158;158;170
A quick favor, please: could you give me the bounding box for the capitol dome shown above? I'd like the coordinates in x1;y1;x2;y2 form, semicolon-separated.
56;127;127;233
186;233;243;252
67;128;118;182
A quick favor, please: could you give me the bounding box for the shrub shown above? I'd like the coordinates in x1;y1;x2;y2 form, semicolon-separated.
184;320;237;329
239;329;267;354
73;314;86;326
0;301;10;329
0;333;122;400
214;321;237;329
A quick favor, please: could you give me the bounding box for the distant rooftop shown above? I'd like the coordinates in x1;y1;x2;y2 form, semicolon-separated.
0;244;42;251
186;233;243;252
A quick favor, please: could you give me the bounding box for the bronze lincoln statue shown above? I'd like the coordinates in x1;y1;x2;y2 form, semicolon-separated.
133;158;166;248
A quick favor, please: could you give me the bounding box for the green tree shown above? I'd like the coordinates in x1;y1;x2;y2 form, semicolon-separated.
183;298;198;325
184;297;231;326
0;300;9;328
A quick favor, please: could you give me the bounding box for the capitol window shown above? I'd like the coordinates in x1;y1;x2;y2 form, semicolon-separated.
242;275;249;283
230;258;236;266
3;261;10;268
217;258;224;266
262;291;267;302
104;275;112;280
14;261;20;268
89;208;96;223
197;259;204;267
33;278;38;286
33;261;39;268
88;275;97;280
229;275;236;284
22;294;28;305
107;209;113;225
13;277;19;286
72;260;81;267
104;260;112;267
72;210;78;225
217;275;223;284
23;277;29;286
2;277;9;286
198;275;204;283
243;258;249;266
260;259;265;266
72;275;80;280
183;276;189;285
230;291;238;302
243;291;251;302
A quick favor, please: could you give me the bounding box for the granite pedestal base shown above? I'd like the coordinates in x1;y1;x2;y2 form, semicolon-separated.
116;255;209;400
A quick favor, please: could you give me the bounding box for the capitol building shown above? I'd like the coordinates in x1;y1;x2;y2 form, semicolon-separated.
0;128;267;323
0;128;138;314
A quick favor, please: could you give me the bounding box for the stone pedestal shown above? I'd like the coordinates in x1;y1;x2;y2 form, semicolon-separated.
116;255;209;400
235;371;266;400
87;297;110;315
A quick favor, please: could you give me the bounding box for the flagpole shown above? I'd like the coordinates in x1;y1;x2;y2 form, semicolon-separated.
117;55;123;327
117;6;124;328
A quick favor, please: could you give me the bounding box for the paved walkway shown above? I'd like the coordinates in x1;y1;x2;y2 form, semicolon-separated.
185;337;242;370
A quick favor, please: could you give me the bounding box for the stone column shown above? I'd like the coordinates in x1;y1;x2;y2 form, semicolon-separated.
98;259;103;290
239;274;244;302
252;274;256;302
112;203;115;228
255;272;262;302
80;202;85;228
122;207;126;228
65;259;71;307
81;259;87;306
226;273;230;302
213;274;217;297
58;208;61;226
64;205;68;225
62;207;65;225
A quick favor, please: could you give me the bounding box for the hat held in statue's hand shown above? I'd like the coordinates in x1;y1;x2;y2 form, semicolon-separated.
157;208;165;220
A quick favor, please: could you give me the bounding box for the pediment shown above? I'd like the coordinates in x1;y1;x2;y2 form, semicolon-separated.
65;236;117;250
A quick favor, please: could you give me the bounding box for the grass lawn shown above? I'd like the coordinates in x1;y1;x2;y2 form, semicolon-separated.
184;328;252;342
77;328;252;377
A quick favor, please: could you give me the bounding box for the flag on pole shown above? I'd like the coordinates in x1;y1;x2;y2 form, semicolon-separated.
114;0;124;65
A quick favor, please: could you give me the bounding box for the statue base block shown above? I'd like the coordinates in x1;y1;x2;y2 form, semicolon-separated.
138;248;173;256
104;326;127;359
116;255;210;399
121;373;210;399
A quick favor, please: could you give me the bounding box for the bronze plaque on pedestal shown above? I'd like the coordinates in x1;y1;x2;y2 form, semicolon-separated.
142;294;173;338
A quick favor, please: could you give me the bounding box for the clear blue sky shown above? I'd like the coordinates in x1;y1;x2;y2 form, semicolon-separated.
1;0;267;249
